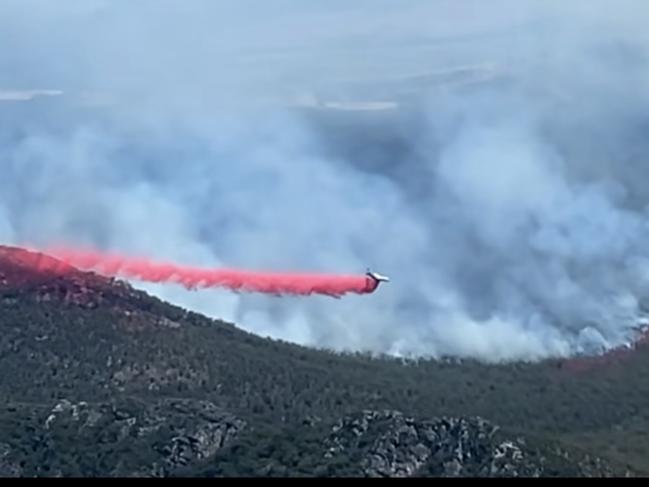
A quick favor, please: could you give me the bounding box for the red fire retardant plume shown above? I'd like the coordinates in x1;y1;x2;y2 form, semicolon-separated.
33;247;380;298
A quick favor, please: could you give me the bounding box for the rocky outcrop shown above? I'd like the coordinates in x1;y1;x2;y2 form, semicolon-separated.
323;410;619;477
39;398;245;477
148;400;246;476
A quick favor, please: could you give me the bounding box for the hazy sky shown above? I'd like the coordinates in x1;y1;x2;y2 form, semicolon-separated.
3;1;649;361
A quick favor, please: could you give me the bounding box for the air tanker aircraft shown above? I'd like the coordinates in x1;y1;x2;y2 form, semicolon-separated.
366;269;390;292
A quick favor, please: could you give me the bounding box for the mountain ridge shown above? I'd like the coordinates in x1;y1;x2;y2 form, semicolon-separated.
0;244;645;476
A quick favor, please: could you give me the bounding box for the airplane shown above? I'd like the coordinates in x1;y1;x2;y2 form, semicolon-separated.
365;268;390;292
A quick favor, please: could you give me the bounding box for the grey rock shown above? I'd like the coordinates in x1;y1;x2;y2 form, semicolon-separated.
34;397;245;477
323;410;617;477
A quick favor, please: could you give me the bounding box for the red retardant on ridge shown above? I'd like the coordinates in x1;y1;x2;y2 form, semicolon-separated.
31;246;380;298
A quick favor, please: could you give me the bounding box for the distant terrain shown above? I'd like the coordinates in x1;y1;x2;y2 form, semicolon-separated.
0;245;645;477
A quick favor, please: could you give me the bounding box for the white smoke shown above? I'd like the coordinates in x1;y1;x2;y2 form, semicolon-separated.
2;0;649;361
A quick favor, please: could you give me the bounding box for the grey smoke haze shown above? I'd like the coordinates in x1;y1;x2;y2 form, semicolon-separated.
2;0;649;361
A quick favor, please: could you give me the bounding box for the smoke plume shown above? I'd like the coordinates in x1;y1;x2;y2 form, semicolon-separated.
2;1;649;361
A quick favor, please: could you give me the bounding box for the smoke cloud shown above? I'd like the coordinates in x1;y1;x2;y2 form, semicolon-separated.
2;0;649;361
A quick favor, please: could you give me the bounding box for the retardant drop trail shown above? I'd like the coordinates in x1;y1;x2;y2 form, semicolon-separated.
22;246;388;298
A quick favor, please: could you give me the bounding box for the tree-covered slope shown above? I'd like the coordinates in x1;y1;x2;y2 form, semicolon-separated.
0;245;644;476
